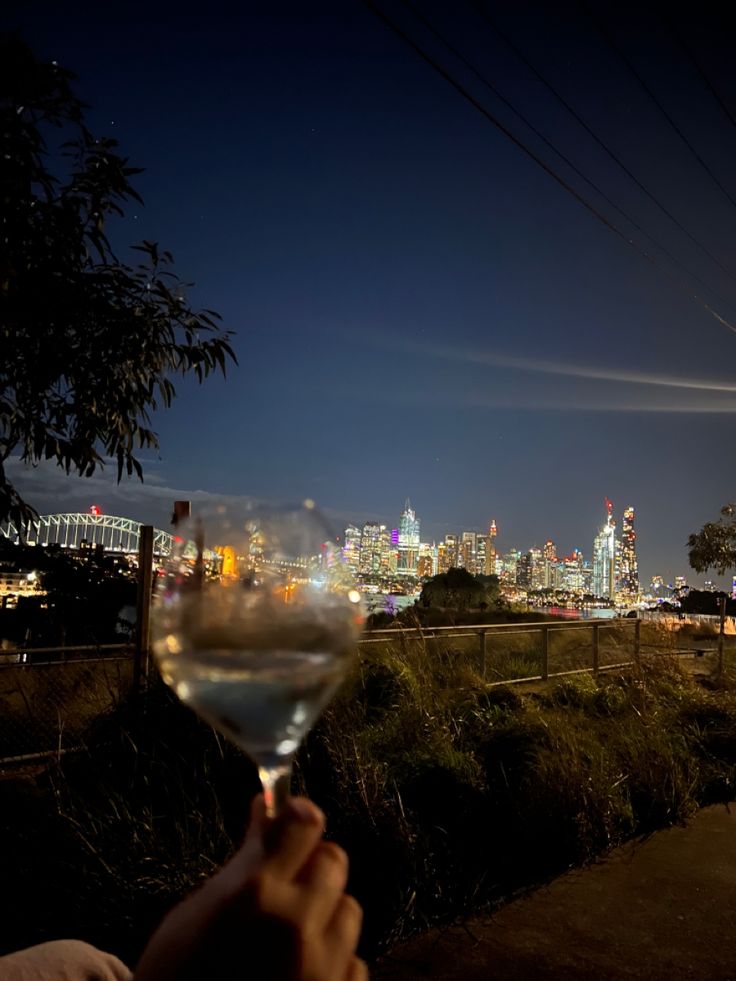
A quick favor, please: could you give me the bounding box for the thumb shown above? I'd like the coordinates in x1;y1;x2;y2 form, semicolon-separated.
262;797;325;881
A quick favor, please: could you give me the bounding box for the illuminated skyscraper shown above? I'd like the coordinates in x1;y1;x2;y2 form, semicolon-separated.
542;540;558;588
475;535;494;576
359;522;385;575
343;525;361;574
618;506;640;601
460;531;478;574
592;499;616;599
561;549;584;591
529;546;544;590
516;551;533;588
416;544;434;578
502;549;520;583
397;499;420;576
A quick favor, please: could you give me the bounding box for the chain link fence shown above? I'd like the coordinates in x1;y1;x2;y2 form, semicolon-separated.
0;651;136;762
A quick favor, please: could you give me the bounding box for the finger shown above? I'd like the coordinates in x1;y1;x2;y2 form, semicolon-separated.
346;956;370;981
324;894;364;961
298;841;349;892
293;842;350;931
214;793;268;883
263;797;325;881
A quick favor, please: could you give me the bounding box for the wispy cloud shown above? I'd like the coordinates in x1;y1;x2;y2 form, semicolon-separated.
3;458;369;535
336;328;736;413
358;330;736;395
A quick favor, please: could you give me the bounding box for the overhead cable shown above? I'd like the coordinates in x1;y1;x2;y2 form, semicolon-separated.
581;1;736;212
362;0;736;333
470;1;736;283
664;15;736;137
399;0;735;315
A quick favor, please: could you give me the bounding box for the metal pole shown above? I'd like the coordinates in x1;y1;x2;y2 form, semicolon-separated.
634;618;641;660
541;625;549;681
718;595;726;676
133;525;155;692
478;629;487;678
592;623;600;674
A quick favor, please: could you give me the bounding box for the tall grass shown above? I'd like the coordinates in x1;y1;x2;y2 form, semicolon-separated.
2;635;736;965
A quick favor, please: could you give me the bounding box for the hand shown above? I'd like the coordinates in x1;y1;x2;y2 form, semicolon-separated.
134;795;367;981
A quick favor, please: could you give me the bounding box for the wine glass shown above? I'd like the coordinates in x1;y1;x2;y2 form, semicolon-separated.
151;501;364;817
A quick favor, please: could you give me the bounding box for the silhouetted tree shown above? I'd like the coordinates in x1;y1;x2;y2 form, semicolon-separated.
688;504;736;576
419;568;501;611
0;36;236;526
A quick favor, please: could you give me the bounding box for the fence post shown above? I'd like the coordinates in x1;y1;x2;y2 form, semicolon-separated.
634;617;641;661
718;596;726;676
478;629;487;678
134;525;154;692
541;625;549;681
592;623;600;674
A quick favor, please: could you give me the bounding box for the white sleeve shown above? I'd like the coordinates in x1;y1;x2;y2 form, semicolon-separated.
0;940;132;981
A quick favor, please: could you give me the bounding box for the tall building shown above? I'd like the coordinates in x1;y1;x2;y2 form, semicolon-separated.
475;535;488;576
416;543;434;579
529;546;544;590
501;549;520;583
542;540;558;588
516;551;532;588
437;533;458;573
561;549;584;592
343;525;361;574
618;506;640;601
592;498;616;599
397;499;420;576
359;522;385;575
460;531;478;574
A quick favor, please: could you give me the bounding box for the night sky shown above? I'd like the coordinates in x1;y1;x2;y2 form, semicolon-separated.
8;2;736;585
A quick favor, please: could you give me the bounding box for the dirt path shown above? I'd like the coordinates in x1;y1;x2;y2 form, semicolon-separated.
375;804;736;980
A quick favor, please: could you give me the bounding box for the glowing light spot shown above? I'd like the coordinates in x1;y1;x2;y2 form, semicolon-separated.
303;498;316;510
174;680;191;700
277;738;299;755
166;634;182;654
348;589;361;604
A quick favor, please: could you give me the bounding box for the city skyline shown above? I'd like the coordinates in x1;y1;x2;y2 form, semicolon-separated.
343;495;652;600
3;457;721;588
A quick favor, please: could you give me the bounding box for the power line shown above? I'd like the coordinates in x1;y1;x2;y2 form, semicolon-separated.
664;15;736;137
580;1;736;213
469;2;736;283
361;1;736;333
398;0;736;317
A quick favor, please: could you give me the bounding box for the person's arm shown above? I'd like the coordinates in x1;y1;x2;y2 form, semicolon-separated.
134;795;367;981
0;940;131;980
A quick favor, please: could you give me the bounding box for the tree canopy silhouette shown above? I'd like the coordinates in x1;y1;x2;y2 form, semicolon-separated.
419;567;501;610
0;36;236;526
688;504;736;576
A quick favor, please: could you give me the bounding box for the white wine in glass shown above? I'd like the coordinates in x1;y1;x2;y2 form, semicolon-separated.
152;502;364;816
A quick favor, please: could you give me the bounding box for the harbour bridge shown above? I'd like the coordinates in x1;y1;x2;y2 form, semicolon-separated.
0;512;174;555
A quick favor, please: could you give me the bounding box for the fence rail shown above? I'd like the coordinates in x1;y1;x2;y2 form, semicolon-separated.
361;617;642;684
0;643;131;665
0;617;700;766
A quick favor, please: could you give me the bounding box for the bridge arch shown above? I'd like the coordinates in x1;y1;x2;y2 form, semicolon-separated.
0;513;174;555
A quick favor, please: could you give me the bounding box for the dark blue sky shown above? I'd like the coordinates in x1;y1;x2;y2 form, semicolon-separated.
9;2;736;584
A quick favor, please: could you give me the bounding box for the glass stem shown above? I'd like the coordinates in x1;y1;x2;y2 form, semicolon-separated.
258;761;293;818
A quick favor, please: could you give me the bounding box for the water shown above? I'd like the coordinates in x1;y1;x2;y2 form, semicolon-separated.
158;648;346;768
364;592;418;616
541;605;618;620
